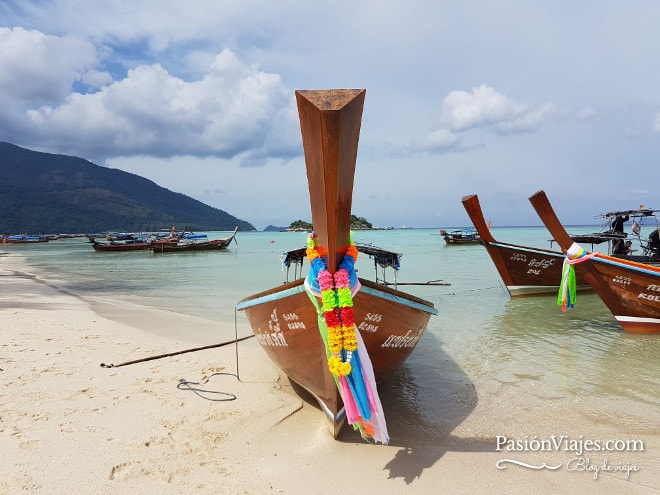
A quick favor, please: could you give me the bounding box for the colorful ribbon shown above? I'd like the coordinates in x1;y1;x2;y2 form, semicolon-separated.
558;242;596;312
305;233;389;444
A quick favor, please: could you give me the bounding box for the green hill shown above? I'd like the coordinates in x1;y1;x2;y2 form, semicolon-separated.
0;142;255;234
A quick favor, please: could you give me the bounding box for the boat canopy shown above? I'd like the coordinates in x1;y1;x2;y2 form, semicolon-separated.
551;206;660;261
281;243;402;283
599;207;659;219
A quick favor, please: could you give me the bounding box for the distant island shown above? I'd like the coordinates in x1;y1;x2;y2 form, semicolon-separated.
262;225;287;232
283;215;382;232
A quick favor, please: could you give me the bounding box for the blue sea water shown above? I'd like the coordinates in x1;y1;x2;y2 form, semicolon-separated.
5;227;660;447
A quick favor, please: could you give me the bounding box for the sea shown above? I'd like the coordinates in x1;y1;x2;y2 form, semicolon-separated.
4;227;660;454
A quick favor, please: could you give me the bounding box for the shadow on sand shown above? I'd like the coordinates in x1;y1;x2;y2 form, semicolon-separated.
293;329;494;484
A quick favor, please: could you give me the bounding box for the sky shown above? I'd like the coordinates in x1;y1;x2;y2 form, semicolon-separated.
1;1;660;230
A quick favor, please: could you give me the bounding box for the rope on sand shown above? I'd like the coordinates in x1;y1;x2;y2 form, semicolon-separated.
176;372;238;401
99;334;254;368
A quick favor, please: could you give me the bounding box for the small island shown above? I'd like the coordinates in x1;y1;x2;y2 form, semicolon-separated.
285;215;377;231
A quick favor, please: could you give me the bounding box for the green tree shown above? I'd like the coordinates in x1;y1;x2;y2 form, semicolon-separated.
350;215;372;229
287;215;373;231
288;219;313;230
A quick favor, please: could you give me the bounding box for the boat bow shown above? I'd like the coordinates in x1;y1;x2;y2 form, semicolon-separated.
238;89;437;440
529;190;660;333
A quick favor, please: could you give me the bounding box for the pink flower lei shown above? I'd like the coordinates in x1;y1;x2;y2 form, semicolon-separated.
306;233;359;376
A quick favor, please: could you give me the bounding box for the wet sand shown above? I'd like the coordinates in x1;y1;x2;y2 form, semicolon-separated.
1;253;657;494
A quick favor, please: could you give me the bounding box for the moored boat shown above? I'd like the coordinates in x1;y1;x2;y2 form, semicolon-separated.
151;228;237;253
92;239;153;251
440;228;481;245
461;194;591;296
89;232;151;244
3;234;50;244
236;89;438;441
529;190;660;334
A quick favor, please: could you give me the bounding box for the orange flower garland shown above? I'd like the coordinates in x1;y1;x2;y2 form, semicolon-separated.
306;234;358;376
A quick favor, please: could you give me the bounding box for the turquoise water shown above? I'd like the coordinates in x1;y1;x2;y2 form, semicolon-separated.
5;227;660;443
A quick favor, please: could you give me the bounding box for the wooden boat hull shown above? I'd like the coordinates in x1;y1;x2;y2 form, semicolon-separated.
443;236;481;245
462;194;591;296
529;190;660;333
152;228;237;253
4;236;49;244
92;242;152;251
152;238;231;252
440;228;481;245
236;278;437;435
577;257;660;333
479;242;580;296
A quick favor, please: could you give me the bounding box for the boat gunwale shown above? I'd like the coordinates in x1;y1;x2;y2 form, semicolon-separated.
587;252;660;274
236;277;437;315
486;240;563;257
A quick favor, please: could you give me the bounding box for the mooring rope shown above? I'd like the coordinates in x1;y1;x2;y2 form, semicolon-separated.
99;334;254;368
177;372;237;401
100;313;257;402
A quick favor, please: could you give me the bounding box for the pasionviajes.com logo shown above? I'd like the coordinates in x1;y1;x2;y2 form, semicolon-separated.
495;435;645;456
494;435;645;480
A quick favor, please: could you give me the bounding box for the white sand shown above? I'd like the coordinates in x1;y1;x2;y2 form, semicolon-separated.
1;253;657;494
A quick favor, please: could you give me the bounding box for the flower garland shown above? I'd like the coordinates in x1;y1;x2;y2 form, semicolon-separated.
304;232;390;444
558;242;597;312
306;233;358;376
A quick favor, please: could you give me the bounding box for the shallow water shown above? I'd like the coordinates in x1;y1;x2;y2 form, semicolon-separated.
6;227;660;446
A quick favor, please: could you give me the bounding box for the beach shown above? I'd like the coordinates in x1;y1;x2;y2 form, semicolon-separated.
1;251;658;495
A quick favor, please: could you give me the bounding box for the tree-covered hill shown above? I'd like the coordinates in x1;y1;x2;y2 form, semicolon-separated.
286;215;373;231
0;142;255;233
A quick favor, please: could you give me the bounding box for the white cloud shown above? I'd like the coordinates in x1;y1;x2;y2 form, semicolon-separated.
0;27;98;105
81;69;113;88
23;49;299;161
438;85;556;134
2;2;660;227
575;107;596;120
410;85;556;153
410;128;461;153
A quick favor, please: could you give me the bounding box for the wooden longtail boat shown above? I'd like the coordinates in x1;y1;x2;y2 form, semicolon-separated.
151;228;237;253
3;235;50;244
440;228;481;245
236;89;438;438
92;240;153;251
529;190;660;334
462;194;591;296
